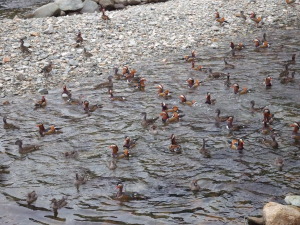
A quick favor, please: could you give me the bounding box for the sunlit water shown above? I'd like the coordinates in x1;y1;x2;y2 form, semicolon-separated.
0;27;299;224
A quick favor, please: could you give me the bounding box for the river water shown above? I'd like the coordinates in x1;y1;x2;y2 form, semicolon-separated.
0;25;300;224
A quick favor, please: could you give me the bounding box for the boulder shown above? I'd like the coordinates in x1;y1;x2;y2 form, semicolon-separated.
263;202;300;225
80;0;100;13
285;195;300;207
114;0;128;4
114;3;126;9
98;0;114;8
127;0;141;5
55;0;84;11
32;3;61;18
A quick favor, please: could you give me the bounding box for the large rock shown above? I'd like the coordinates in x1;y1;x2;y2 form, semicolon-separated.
114;0;128;4
127;0;141;5
55;0;84;11
285;195;300;207
263;202;300;225
98;0;114;8
80;0;100;13
32;3;61;18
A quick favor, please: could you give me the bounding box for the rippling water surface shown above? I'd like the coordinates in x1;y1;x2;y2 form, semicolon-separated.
0;28;300;224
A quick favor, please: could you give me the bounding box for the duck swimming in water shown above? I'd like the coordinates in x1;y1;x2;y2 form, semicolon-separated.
290;122;300;141
250;100;266;113
141;112;159;127
115;183;145;201
15;140;40;154
34;96;47;109
94;76;113;89
179;95;196;106
226;116;244;131
186;78;201;88
263;108;274;124
262;133;278;149
229;139;244;151
123;136;138;149
61;85;72;98
264;76;272;87
215;109;230;122
189;180;200;192
205;92;216;105
109;90;126;101
231;83;248;95
200;139;211;158
3;116;19;129
74;173;87;186
169;134;182;153
37;124;62;137
275;157;284;171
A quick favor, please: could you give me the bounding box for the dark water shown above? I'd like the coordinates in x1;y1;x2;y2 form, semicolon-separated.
0;28;300;224
0;0;50;19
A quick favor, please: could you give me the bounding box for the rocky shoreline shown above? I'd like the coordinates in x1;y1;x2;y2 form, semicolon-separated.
0;0;299;97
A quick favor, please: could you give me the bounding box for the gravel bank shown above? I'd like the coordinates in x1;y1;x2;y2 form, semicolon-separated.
0;0;298;97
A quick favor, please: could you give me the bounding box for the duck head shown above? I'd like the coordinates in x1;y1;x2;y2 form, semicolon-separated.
170;134;177;145
179;95;187;103
160;111;169;122
109;144;119;155
122;66;129;75
290;122;300;133
205;92;211;104
265;76;272;86
187;78;195;88
230;42;235;49
237;139;244;150
231;83;239;94
161;102;168;111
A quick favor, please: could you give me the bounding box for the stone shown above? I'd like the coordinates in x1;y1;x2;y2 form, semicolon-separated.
127;0;141;5
32;3;61;18
263;202;300;225
98;0;114;8
69;59;79;66
55;0;84;11
38;88;49;95
3;57;10;63
114;3;126;9
247;217;264;225
114;0;127;4
43;25;54;34
80;0;100;13
285;195;300;207
30;32;40;37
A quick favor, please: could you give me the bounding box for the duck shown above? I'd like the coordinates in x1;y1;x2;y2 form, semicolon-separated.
189;180;200;192
279;64;290;78
229;139;244;151
101;8;110;21
186;78;201;88
124;69;137;82
208;68;228;79
26;191;38;205
63;150;79;159
226;116;244;131
123;136;138;149
191;61;204;71
290;122;300;140
115;183;144;201
34;96;47;108
109;90;126;101
261;121;273;135
37;124;62;137
141;112;159;127
250;100;266;112
166;106;183;114
250;12;262;27
83;100;102;113
158;90;172;99
184;50;196;62
205;92;216;105
76;31;83;45
94;76;113;89
108;160;117;170
285;54;296;66
230;49;244;59
264;76;272;87
215;109;230;122
280;71;295;84
169;134;182;153
230;42;245;51
224;58;235;69
113;67;123;80
15;140;40;154
133;78;146;91
20;39;31;54
215;11;229;25
61;85;72;98
235;11;247;21
262;133;278;149
122;65;130;77
224;74;231;87
40;62;53;76
156;84;164;94
160;111;180;124
275;157;284;171
286;0;296;5
263;108;274;124
83;48;93;58
231;83;248;94
67;96;84;105
50;197;68;217
110;144;120;158
3;116;19;129
179;95;196;106
200;139;211;158
74;173;87;186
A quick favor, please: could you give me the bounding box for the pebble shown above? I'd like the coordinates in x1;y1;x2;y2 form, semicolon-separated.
0;0;298;95
38;88;49;94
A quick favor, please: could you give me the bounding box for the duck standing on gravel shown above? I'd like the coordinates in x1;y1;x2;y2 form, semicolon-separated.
20;39;31;54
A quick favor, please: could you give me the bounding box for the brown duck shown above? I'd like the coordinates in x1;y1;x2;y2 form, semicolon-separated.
15;140;40;154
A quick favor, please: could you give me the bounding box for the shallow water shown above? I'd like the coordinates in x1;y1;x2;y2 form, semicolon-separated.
0;27;300;224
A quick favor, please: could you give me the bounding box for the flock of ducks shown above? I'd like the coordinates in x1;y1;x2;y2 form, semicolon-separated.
1;1;299;219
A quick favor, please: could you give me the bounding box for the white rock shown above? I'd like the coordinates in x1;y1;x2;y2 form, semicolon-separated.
55;0;84;11
285;195;300;207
